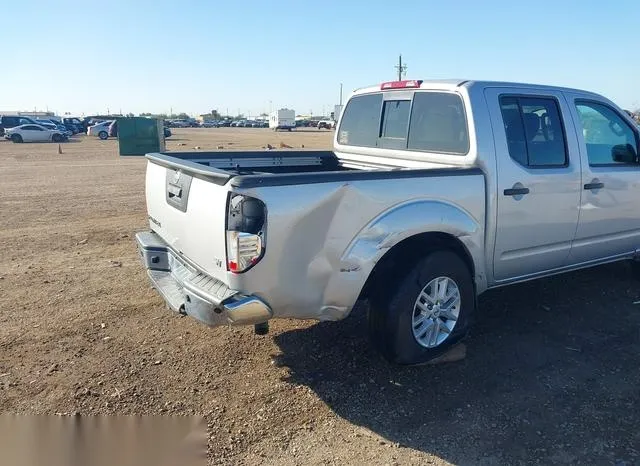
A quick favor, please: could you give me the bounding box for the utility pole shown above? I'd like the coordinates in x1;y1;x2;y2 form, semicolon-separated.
339;83;343;106
395;54;407;81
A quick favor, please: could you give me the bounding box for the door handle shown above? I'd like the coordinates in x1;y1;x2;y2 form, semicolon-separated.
503;187;530;196
584;181;604;190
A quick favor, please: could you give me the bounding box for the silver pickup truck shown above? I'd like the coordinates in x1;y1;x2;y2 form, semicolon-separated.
136;79;640;364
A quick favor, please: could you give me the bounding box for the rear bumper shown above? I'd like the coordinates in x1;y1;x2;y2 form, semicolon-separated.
135;231;272;327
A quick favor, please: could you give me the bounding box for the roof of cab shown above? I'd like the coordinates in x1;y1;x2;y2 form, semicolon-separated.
352;79;600;98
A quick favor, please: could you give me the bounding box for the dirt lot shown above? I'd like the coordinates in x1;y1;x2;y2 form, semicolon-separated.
1;128;639;465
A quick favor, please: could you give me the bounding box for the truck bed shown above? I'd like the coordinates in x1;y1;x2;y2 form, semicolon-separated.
146;150;475;189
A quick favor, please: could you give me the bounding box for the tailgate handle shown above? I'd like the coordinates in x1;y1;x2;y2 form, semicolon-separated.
167;184;182;198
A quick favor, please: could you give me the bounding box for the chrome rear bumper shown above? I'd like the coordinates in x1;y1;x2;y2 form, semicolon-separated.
135;231;272;326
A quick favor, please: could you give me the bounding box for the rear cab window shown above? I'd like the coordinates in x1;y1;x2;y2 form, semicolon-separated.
337;93;381;147
337;90;469;154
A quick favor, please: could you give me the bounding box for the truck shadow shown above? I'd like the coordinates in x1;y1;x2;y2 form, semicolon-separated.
273;262;640;464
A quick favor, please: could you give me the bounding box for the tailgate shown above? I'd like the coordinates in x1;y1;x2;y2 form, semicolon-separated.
145;158;230;282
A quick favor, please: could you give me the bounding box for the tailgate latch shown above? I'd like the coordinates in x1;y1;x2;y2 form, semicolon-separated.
165;168;193;212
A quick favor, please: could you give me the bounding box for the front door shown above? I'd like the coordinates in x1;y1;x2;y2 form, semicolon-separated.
485;88;582;282
565;96;640;263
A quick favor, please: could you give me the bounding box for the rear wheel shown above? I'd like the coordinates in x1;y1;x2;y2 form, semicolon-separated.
98;131;108;140
11;134;23;143
52;133;63;143
368;250;475;365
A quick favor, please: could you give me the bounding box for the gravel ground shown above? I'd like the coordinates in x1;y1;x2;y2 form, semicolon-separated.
0;128;639;465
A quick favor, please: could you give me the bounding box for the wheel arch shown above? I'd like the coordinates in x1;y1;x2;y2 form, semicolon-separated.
335;199;487;310
358;231;477;301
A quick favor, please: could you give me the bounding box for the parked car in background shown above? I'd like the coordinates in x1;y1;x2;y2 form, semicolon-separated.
5;124;68;143
60;117;83;134
108;120;118;138
170;119;190;128
317;120;335;130
219;120;232;127
0;115;39;137
308;120;319;127
36;120;73;138
164;127;172;138
88;120;114;139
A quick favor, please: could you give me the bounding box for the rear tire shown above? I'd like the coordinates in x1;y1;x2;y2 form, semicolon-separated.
52;133;63;143
368;250;475;365
11;134;23;143
98;131;108;140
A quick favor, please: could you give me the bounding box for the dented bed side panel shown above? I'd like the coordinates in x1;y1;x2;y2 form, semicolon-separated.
228;173;486;321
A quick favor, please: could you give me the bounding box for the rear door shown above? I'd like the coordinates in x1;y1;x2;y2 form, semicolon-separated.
145;158;231;282
565;95;640;263
485;88;582;281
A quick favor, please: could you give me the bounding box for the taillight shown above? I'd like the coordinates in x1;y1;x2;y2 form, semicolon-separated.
227;231;263;272
226;194;266;273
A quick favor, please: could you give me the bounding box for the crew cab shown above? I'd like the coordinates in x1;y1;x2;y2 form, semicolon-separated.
136;79;640;364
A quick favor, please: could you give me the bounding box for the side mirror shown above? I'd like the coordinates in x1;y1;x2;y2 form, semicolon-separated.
612;144;637;164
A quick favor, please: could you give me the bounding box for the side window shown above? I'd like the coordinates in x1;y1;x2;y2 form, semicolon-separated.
407;92;469;154
575;102;638;166
380;100;410;139
499;96;567;167
19;118;33;125
337;93;382;147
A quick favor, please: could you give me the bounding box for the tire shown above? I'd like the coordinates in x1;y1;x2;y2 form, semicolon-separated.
98;131;108;140
52;133;63;143
11;134;23;143
368;250;475;365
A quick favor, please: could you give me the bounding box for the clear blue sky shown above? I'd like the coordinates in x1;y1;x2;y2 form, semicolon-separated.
3;0;639;117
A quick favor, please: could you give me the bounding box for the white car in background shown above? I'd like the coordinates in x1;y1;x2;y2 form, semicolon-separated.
87;120;114;139
317;119;336;130
4;124;68;143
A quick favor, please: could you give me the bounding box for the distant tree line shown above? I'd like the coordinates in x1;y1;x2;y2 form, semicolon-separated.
135;109;271;120
139;112;190;120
